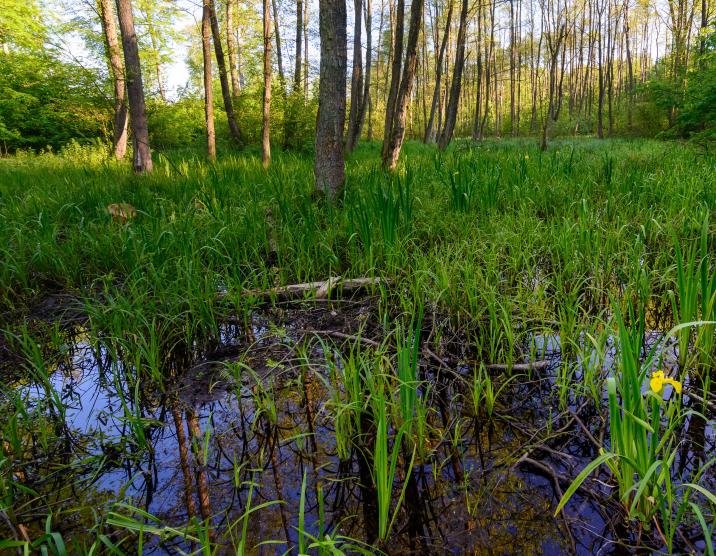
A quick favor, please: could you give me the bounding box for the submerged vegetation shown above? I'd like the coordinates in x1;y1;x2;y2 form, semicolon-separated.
0;138;715;554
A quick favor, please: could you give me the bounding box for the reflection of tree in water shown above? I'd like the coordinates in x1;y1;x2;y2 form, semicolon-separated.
4;307;709;554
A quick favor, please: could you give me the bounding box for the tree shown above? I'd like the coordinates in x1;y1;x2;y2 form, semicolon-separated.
425;0;453;143
293;0;303;93
115;0;153;172
315;0;347;197
226;0;241;99
208;0;243;145
539;0;567;150
134;0;180;101
98;0;128;159
263;0;272;167
0;0;45;53
202;0;216;159
283;0;304;149
382;0;423;169
438;0;469;149
346;0;365;151
272;0;286;87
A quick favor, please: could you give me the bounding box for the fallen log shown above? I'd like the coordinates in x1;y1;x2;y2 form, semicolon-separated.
484;360;551;372
218;276;387;302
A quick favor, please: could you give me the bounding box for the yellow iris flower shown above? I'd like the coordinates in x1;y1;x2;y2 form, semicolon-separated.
650;370;682;395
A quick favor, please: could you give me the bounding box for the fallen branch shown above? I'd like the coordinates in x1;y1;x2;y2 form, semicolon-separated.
307;330;381;347
219;276;387;302
683;386;716;414
484;360;551;372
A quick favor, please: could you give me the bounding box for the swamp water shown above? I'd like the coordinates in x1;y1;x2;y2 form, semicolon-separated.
1;299;714;554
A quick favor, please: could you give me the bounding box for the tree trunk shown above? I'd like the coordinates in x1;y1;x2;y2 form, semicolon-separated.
294;0;303;92
202;0;216;159
346;0;364;152
597;0;605;138
382;0;423;170
98;0;128;160
272;0;285;86
226;0;241;99
426;0;453;143
356;0;372;142
209;0;243;145
282;0;304;149
510;0;517;135
471;0;483;140
304;0;309;99
382;0;405;160
115;0;153;172
624;0;634;130
315;0;347;197
438;0;468;150
263;0;272;167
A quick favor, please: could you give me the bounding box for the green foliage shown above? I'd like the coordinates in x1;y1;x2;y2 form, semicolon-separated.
0;52;109;152
640;24;716;140
0;0;45;51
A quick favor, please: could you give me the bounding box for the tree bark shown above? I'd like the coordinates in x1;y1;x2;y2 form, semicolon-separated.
438;0;468;150
315;0;347;197
471;0;483;139
382;0;405;160
202;0;216;159
263;0;272;167
304;0;309;98
115;0;153;172
346;0;364;152
226;0;241;99
293;0;303;92
209;0;243;145
357;0;372;142
272;0;286;86
382;0;423;169
283;0;304;149
426;0;453;143
98;0;128;160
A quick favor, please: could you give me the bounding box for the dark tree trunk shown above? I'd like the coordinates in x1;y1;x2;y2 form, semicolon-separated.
438;0;468;150
346;0;364;152
293;0;303;92
209;0;243;145
202;0;216;159
315;0;347;197
98;0;128;160
115;0;153;172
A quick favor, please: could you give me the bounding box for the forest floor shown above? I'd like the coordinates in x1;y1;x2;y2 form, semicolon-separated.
0;138;715;554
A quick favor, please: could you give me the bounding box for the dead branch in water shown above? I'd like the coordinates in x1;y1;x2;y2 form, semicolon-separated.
218;276;387;302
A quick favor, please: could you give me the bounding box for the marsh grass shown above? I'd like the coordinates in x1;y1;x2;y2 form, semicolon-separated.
1;138;715;553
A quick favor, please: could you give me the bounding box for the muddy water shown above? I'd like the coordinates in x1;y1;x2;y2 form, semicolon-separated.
2;303;714;554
